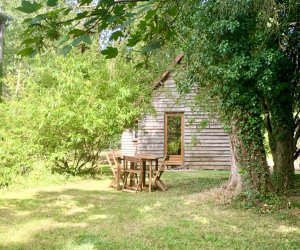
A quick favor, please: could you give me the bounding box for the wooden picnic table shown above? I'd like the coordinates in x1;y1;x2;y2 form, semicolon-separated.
122;154;160;192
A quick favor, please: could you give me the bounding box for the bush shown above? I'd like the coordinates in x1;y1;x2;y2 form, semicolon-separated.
0;46;152;184
0;100;41;187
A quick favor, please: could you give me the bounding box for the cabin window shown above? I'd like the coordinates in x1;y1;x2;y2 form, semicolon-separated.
132;129;138;141
164;113;184;163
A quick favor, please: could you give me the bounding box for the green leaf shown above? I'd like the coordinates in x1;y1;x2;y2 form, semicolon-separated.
71;34;92;47
79;0;94;6
101;47;118;59
30;15;45;25
16;1;42;14
84;17;98;27
57;45;72;56
21;37;40;45
76;11;89;19
134;62;145;70
142;41;161;54
68;29;84;36
145;9;156;20
167;6;177;17
126;33;142;47
64;8;72;15
47;0;58;7
58;35;70;45
17;47;38;57
110;31;123;41
120;18;135;29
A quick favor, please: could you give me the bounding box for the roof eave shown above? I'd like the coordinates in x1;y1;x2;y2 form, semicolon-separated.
152;52;184;89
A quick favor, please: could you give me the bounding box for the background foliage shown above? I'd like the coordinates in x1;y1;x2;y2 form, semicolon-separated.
1;44;154;186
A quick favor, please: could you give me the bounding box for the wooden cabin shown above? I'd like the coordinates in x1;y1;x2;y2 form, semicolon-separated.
121;53;232;170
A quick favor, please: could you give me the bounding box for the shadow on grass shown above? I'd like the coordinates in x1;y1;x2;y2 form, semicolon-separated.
0;171;230;249
1;171;299;250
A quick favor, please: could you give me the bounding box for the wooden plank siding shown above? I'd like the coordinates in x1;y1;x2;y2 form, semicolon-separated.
121;130;137;156
121;73;231;169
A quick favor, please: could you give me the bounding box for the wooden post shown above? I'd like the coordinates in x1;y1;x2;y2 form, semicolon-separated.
130;162;134;186
142;160;146;188
116;158;121;191
149;160;152;192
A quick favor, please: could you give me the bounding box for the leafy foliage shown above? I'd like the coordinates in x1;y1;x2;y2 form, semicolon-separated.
0;42;152;185
17;0;178;58
13;0;300;196
174;0;299;192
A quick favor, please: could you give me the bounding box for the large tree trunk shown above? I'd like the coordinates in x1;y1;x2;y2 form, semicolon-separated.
267;97;295;191
226;118;273;195
269;126;295;190
226;127;242;191
273;134;294;189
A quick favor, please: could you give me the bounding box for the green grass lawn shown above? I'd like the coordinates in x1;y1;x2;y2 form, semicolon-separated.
0;170;300;250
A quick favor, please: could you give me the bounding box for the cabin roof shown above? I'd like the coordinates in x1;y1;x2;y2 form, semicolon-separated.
152;52;184;89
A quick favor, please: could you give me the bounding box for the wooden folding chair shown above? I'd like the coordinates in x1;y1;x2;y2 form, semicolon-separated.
152;155;170;191
122;156;144;193
105;152;124;190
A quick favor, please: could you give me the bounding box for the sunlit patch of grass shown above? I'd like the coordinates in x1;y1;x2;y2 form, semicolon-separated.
0;170;300;249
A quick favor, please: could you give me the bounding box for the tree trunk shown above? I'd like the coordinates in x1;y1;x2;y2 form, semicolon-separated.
229;114;273;195
226;127;242;191
268;98;295;191
270;127;295;190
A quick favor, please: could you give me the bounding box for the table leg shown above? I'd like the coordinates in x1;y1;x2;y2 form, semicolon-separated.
116;165;120;190
142;160;146;188
149;161;152;192
116;157;122;191
130;162;134;186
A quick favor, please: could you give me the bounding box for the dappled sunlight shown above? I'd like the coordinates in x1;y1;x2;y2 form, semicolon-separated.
69;242;97;250
14;210;32;217
1;218;89;246
192;215;210;225
182;186;236;206
139;205;153;213
57;221;88;229
230;225;237;229
183;199;197;206
87;214;108;221
2;218;54;244
277;225;300;234
0;173;300;249
65;204;94;216
153;201;161;208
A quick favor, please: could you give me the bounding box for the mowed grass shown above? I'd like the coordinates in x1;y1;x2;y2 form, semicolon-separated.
0;170;300;250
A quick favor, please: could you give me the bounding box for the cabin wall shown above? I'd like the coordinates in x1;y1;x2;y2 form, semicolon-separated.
121;129;137;156
137;75;231;170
